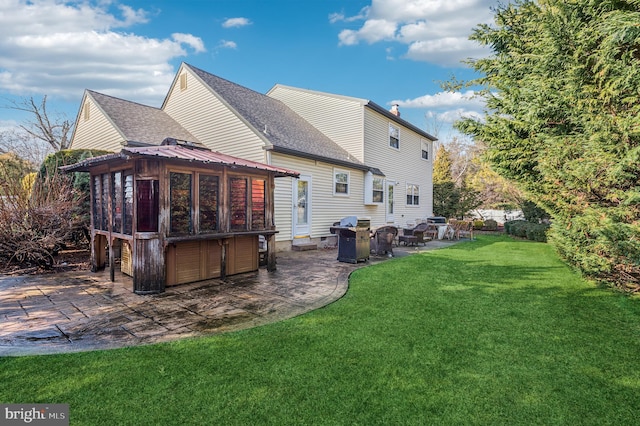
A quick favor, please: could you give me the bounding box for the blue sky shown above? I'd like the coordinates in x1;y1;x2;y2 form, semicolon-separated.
0;0;500;146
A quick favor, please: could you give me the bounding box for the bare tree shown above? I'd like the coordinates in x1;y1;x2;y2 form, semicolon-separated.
0;128;53;167
3;96;72;152
424;111;444;139
445;136;479;185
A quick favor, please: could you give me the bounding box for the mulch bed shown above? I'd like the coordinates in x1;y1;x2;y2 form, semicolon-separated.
0;248;90;276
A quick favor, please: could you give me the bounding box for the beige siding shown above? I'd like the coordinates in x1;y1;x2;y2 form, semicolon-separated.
268;86;365;162
364;108;433;224
271;153;386;240
273;175;294;242
70;98;124;151
163;67;267;163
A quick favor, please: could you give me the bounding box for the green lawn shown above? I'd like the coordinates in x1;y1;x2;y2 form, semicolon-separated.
2;235;639;425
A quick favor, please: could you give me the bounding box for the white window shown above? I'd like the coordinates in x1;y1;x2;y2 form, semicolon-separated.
364;172;384;204
372;177;384;203
334;169;350;195
389;123;400;149
406;183;420;206
421;140;430;160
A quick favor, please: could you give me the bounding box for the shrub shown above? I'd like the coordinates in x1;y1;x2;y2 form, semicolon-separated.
37;149;111;246
521;200;551;223
510;221;529;238
526;224;549;242
0;149;111;269
504;220;549;242
484;219;498;231
473;220;484;230
0;169;82;268
22;172;37;193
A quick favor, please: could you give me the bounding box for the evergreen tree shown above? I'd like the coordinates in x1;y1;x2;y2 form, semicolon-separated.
432;143;482;218
457;0;640;289
433;144;453;184
433;144;458;218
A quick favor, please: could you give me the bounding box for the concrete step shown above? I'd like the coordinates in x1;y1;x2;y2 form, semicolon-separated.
291;239;317;251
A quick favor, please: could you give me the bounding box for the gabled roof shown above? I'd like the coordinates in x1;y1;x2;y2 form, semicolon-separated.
183;63;370;171
86;90;201;147
61;142;299;178
267;84;437;142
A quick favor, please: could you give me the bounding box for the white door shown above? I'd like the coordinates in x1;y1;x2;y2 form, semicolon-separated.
386;181;395;223
293;175;311;237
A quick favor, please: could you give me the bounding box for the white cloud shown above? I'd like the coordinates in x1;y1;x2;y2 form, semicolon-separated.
432;108;484;123
339;19;397;45
329;6;369;24
0;119;19;133
393;90;482;109
405;37;482;66
333;0;499;66
329;12;345;24
0;0;205;106
172;33;206;53
222;17;252;28
394;90;485;124
117;4;149;27
219;40;238;49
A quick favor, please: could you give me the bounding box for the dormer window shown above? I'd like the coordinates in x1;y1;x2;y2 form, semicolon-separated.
389;123;399;149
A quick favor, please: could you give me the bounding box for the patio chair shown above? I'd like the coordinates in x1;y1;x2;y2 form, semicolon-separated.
370;225;398;256
398;223;434;246
457;221;474;239
448;220;462;240
425;223;439;241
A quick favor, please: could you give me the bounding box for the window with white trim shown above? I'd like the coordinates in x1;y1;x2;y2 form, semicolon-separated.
421;140;430;160
372;177;384;203
406;183;420;206
334;169;350;195
389;123;400;149
364;172;384;204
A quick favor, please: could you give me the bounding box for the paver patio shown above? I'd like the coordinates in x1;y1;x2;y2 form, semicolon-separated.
0;240;458;356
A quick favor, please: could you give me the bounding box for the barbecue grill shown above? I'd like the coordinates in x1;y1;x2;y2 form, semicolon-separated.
329;216;371;263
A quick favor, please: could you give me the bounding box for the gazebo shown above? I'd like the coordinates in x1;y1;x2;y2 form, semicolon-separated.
63;139;298;294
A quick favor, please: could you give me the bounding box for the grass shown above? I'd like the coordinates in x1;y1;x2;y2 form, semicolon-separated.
2;235;640;425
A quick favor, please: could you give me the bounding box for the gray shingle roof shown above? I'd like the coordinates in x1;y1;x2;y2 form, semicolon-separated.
185;64;369;170
87;90;200;146
62;143;299;177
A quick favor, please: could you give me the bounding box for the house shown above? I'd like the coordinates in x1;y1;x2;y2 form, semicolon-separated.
62;140;298;294
267;83;437;233
70;62;437;251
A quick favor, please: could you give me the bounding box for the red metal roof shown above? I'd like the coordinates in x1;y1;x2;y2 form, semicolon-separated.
61;144;299;177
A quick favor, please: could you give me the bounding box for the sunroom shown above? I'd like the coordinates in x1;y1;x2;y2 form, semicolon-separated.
62;139;298;294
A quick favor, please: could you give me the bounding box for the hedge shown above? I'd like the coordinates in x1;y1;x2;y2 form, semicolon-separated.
504;220;549;243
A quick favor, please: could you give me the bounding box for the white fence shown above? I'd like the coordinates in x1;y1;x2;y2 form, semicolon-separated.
470;209;524;225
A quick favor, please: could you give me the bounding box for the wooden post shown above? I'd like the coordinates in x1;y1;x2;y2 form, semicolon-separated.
109;237;115;282
132;238;165;294
220;239;227;279
90;232;98;272
266;233;276;271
